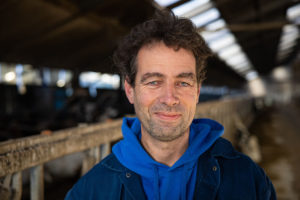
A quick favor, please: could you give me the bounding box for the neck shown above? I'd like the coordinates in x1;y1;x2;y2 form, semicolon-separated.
140;128;189;167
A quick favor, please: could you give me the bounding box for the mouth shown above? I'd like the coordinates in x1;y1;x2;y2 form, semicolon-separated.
154;112;181;121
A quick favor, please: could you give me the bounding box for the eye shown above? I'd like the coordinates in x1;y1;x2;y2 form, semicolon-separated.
147;81;159;86
178;82;190;87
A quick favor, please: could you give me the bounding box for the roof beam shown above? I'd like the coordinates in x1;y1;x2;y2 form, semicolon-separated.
218;0;291;23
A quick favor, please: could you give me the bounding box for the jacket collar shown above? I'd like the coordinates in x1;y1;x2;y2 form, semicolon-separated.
101;153;127;172
209;137;240;159
102;137;240;173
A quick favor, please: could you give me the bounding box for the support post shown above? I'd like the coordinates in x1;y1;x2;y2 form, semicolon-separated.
100;142;111;160
81;146;101;176
0;174;12;200
12;172;22;200
30;165;44;200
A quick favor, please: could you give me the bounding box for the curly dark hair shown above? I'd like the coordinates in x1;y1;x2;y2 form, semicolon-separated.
113;10;212;86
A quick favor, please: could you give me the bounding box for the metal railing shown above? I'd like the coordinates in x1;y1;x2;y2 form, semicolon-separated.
0;96;255;200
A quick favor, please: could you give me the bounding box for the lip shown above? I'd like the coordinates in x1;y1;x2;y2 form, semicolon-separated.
154;112;181;121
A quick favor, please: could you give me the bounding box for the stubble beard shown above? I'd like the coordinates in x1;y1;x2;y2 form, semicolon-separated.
135;103;193;142
145;117;189;142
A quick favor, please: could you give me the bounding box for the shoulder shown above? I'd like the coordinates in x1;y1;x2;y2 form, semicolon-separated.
211;137;267;178
209;138;276;199
80;153;124;183
211;138;263;173
65;154;124;200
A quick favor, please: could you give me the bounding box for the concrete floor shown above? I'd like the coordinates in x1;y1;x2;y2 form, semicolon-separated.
250;97;300;200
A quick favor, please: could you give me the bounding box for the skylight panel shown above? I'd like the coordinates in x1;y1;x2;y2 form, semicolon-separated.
178;2;213;18
279;40;298;50
280;33;298;44
191;8;220;28
234;62;251;72
278;48;293;56
282;25;299;38
172;0;210;17
287;3;300;23
154;0;181;7
217;44;242;60
276;24;299;61
201;29;229;42
225;53;248;66
171;0;260;82
208;33;235;51
278;42;296;51
277;4;300;62
283;24;299;33
205;19;226;31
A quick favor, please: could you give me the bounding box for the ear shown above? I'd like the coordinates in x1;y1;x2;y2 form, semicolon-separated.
124;79;134;104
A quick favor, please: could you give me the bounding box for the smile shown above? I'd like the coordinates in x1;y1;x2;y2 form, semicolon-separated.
154;112;181;121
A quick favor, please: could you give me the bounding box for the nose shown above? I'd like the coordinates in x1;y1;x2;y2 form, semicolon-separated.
159;83;179;106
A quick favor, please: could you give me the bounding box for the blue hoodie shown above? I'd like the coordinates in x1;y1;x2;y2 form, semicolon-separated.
112;117;224;200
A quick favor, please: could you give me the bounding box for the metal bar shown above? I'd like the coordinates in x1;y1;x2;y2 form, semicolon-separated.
30;165;44;200
12;171;22;200
100;142;111;160
93;146;101;164
0;118;123;153
3;174;11;188
0;119;123;177
0;174;12;199
81;146;100;176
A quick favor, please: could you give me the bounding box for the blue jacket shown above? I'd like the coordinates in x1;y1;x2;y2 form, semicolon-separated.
65;137;276;200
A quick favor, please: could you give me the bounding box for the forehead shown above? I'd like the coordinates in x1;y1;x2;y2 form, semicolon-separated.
135;42;196;76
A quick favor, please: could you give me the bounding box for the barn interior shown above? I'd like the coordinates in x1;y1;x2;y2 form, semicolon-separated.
0;0;299;199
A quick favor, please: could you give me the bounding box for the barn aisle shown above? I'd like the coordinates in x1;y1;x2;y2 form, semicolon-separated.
250;97;300;200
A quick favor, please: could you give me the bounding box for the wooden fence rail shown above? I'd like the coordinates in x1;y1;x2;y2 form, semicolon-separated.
0;96;255;200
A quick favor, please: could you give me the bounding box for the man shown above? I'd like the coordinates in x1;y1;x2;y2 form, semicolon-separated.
65;11;276;200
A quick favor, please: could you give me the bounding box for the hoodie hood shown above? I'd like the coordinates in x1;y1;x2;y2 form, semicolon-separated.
112;117;224;200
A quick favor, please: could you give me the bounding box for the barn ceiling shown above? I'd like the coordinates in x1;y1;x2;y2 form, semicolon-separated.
0;0;155;72
0;0;299;85
211;0;299;75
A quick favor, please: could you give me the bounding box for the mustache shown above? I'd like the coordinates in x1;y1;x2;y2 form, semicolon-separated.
150;103;184;113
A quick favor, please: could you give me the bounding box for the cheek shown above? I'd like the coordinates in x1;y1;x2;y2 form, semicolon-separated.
179;91;199;114
179;89;199;102
135;89;156;108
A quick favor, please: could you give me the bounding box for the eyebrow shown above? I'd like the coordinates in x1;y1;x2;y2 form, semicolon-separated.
140;72;164;83
140;72;196;83
176;72;196;81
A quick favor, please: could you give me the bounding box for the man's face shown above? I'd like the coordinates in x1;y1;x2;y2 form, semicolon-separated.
124;42;200;142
